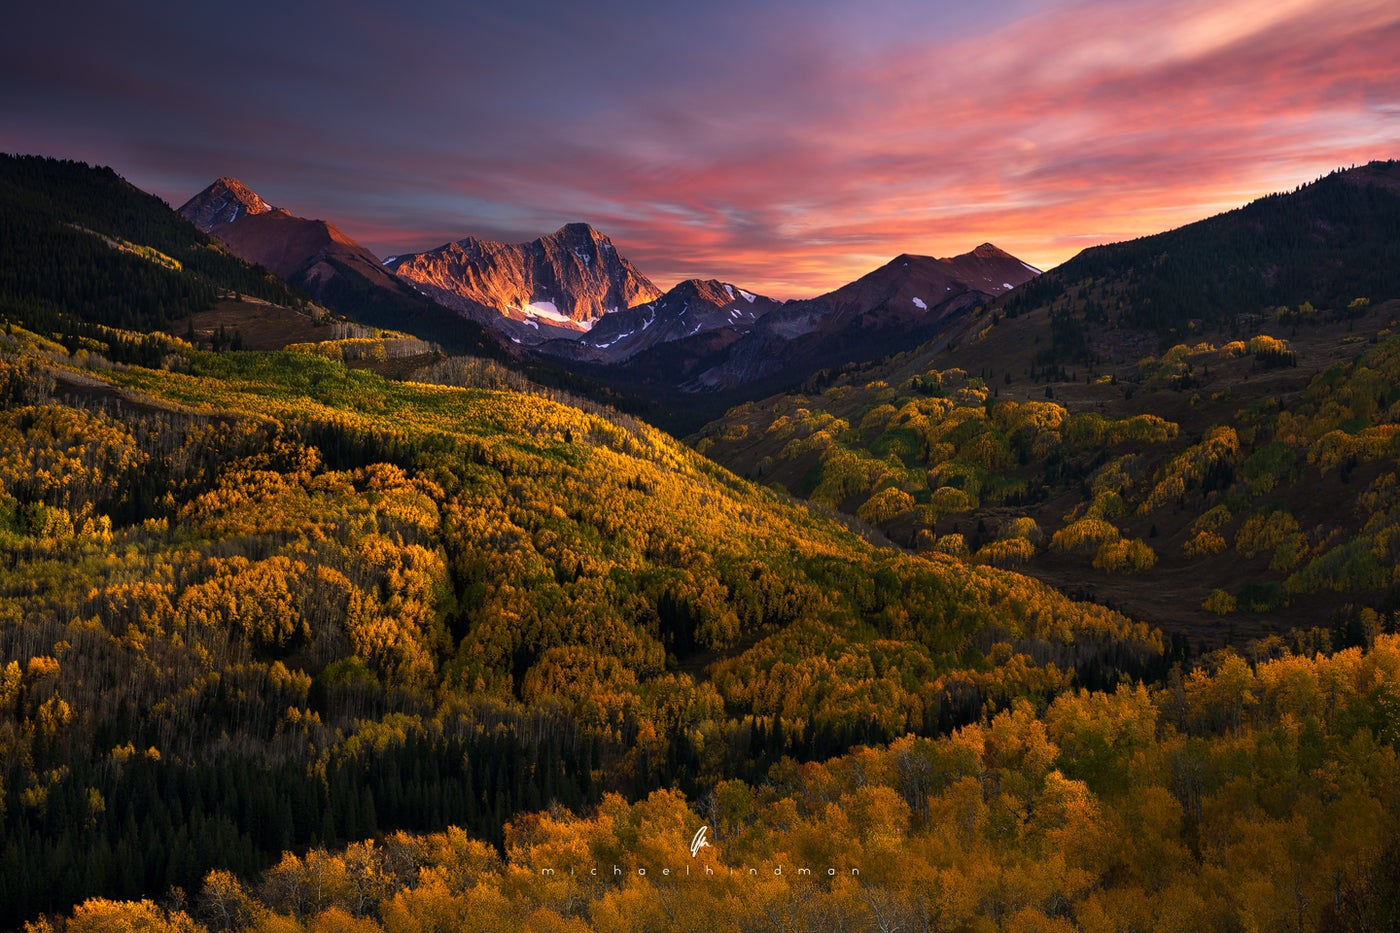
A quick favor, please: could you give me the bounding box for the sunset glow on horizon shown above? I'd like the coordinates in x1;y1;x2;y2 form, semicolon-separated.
4;0;1397;298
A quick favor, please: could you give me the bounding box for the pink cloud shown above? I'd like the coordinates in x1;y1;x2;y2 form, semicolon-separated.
332;0;1395;298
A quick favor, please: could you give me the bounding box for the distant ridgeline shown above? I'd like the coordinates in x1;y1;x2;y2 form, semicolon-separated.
1004;161;1400;360
0;155;309;362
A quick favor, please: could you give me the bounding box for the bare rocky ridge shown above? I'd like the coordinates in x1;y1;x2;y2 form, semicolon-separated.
385;223;661;340
543;245;1037;384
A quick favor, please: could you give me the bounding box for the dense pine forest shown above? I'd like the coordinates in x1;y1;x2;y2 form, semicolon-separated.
1;156;1398;931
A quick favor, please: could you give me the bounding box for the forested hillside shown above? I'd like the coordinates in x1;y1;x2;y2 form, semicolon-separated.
0;319;1161;926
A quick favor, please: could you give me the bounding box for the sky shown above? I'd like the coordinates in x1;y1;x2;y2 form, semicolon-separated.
3;0;1397;298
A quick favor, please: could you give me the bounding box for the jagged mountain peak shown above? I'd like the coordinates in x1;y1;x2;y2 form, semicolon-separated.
668;278;747;303
210;176;263;199
550;221;607;240
558;275;779;363
178;177;274;231
640;278;771;319
388;224;661;336
537;223;625;265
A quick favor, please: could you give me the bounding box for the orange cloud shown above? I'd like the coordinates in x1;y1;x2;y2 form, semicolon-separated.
357;0;1391;297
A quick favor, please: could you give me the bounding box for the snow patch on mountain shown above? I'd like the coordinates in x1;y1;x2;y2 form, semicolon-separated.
521;300;595;331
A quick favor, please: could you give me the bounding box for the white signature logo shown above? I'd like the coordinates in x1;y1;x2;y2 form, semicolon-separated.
689;826;711;858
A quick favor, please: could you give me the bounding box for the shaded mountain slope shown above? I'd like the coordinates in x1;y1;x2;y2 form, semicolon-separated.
177;175;272;228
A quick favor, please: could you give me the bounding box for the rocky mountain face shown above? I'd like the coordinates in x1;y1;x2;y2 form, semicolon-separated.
541;277;782;363
670;244;1039;393
385;223;662;341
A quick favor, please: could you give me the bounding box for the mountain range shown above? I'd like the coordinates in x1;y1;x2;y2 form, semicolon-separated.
177;177;1038;412
665;243;1037;393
